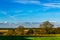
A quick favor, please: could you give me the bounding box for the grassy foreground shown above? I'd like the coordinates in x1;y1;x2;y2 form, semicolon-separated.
0;36;60;40
0;36;30;40
26;37;60;40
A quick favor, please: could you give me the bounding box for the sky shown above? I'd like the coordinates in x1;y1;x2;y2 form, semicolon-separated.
0;0;60;23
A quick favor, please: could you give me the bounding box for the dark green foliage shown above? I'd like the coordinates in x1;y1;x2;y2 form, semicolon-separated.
27;29;34;35
0;36;31;40
8;29;16;35
54;27;60;34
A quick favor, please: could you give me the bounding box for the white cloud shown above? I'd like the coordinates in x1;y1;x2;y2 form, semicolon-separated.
8;13;28;21
12;0;60;12
0;11;7;15
13;0;60;8
9;13;28;20
42;3;60;8
49;20;57;23
3;21;8;23
13;0;41;4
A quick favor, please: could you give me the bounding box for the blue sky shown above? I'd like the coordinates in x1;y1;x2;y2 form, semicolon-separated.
0;0;60;23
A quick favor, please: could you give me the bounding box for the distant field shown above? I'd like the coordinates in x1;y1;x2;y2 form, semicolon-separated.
0;30;8;32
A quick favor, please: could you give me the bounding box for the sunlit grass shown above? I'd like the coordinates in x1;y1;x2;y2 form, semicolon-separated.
0;36;60;40
26;37;60;40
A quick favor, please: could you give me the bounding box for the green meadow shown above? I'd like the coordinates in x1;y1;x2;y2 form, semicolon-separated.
26;37;60;40
0;36;60;40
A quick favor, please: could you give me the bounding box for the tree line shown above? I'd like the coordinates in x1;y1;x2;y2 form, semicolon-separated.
3;21;60;36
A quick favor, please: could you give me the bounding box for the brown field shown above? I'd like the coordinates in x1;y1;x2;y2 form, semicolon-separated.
0;30;8;33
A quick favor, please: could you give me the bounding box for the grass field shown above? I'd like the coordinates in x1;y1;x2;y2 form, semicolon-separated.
26;37;60;40
0;36;60;40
